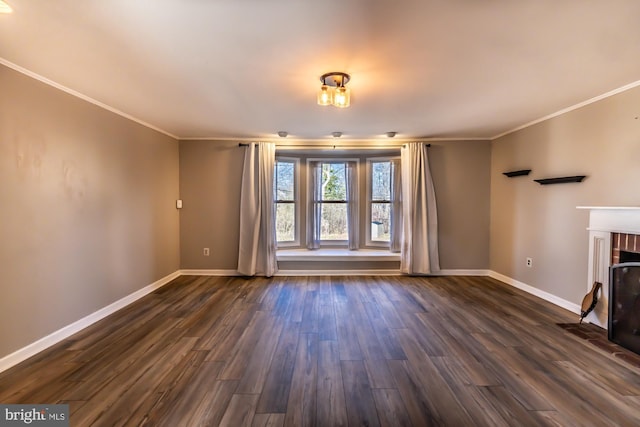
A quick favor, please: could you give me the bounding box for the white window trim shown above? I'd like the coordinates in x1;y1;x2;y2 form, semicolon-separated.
307;158;359;247
365;157;398;248
275;157;300;248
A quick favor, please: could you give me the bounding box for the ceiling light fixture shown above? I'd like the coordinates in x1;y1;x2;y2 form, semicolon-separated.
0;1;13;13
277;131;288;138
317;72;351;108
386;132;397;138
332;131;342;138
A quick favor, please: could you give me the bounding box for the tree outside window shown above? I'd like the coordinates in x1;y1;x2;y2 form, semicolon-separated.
319;162;348;241
275;159;296;243
370;160;392;242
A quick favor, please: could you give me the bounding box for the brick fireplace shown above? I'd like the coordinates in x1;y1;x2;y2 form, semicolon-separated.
612;232;640;264
577;207;640;328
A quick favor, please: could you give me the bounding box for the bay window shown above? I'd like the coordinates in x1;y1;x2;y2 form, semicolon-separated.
274;154;400;251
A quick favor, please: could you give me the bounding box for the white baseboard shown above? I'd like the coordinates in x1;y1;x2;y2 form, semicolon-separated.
179;269;240;276
0;270;181;374
488;270;580;314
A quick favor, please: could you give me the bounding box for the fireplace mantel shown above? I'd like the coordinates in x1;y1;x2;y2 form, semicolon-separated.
577;206;640;328
577;206;640;233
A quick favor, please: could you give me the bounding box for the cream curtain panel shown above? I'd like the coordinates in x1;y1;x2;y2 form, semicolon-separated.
400;143;440;274
237;142;278;277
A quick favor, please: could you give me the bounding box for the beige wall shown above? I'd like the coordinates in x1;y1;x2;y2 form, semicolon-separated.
0;65;180;358
490;85;640;304
179;140;492;271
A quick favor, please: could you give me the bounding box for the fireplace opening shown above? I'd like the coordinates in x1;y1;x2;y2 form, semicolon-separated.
609;262;640;355
621;251;640;263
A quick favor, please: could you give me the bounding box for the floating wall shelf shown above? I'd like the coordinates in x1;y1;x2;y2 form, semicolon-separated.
534;175;586;185
503;169;531;177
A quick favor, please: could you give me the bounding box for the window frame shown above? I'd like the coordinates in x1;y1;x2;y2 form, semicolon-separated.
307;158;359;247
274;157;300;247
366;157;398;248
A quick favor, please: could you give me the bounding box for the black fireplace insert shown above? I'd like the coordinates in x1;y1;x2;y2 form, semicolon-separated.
609;262;640;355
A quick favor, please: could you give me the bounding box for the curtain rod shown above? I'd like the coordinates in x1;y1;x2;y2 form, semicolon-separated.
237;143;430;149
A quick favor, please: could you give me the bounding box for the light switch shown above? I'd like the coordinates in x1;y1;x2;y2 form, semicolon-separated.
176;199;183;209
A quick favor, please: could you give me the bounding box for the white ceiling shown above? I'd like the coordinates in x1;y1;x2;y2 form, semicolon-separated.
1;0;640;140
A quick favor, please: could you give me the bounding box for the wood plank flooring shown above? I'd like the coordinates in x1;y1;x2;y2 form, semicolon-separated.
2;275;640;426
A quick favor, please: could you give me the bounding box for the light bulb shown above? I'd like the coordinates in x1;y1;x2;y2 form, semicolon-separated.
0;1;12;13
317;85;333;106
333;86;350;108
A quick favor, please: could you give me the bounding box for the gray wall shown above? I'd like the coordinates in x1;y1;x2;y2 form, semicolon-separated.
0;65;180;359
430;141;491;270
490;85;640;304
179;140;492;271
179;140;244;270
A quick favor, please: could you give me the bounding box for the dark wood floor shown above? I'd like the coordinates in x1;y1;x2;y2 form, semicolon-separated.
2;275;640;426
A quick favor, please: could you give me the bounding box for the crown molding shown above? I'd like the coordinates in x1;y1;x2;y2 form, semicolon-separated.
0;57;179;140
491;79;640;140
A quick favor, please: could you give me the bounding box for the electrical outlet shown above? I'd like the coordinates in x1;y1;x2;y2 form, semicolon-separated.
203;248;210;256
526;257;533;268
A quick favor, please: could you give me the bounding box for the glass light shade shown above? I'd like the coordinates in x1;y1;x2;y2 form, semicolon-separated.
317;85;333;106
333;86;350;108
0;1;12;13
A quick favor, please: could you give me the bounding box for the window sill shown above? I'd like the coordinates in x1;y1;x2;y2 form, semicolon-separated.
276;248;400;262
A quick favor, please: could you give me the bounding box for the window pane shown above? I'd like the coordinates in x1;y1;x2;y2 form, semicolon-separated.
372;161;391;201
276;203;295;242
371;202;390;242
320;203;348;240
276;161;294;201
321;163;346;201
